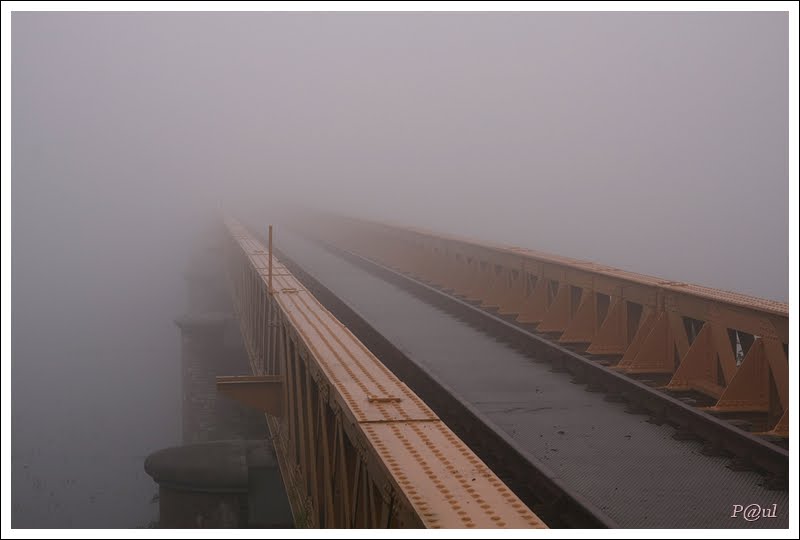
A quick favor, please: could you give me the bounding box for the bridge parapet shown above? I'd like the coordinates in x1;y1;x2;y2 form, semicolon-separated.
220;218;547;528
305;215;789;437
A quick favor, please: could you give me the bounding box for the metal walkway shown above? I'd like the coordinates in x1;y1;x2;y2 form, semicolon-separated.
222;219;545;528
276;231;788;529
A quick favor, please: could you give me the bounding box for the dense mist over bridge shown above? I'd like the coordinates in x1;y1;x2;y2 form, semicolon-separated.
9;10;790;529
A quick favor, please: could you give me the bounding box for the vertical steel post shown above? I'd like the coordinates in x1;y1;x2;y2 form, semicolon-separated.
268;225;273;295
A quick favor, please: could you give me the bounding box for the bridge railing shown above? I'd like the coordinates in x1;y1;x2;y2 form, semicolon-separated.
306;215;789;437
219;218;547;529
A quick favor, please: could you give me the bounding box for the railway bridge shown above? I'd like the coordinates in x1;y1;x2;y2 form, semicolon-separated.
205;214;789;529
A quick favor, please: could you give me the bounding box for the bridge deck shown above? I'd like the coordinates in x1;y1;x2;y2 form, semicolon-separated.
277;232;788;529
226;220;545;528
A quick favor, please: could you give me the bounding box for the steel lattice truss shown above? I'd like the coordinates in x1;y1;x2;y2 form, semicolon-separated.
220;218;546;529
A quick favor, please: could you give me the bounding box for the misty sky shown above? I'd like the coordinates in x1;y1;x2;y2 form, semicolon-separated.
12;12;789;303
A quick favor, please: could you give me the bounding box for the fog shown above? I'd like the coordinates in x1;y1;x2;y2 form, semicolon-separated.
10;11;788;527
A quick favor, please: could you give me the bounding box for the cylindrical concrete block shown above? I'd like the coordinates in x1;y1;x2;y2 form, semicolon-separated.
144;440;292;528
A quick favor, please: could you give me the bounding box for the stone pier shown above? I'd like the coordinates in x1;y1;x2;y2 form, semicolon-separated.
145;226;292;528
144;440;292;528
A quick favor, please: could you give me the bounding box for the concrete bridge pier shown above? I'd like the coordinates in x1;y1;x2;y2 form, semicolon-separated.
175;312;264;443
143;231;292;528
144;440;292;528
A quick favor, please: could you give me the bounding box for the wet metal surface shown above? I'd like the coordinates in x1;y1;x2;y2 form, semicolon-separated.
229;220;546;528
277;232;788;529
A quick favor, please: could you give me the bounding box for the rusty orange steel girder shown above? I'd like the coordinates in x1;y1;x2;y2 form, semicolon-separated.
305;216;790;437
220;218;546;529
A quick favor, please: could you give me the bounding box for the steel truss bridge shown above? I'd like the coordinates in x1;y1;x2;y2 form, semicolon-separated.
215;214;789;529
